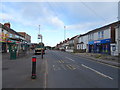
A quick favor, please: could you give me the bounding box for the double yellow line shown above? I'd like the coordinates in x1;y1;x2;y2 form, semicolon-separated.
66;64;76;70
58;60;64;63
58;60;76;70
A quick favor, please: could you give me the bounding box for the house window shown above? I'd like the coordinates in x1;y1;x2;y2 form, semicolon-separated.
92;33;94;40
101;31;104;38
77;45;79;49
89;34;91;40
98;32;100;39
81;37;83;42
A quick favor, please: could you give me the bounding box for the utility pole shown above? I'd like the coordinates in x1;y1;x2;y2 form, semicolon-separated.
38;25;43;58
39;25;40;35
38;25;42;43
37;25;41;43
64;26;66;51
64;26;66;40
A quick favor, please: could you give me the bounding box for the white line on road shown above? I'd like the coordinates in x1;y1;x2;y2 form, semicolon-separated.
53;65;56;71
81;64;113;80
53;65;55;67
73;55;120;69
65;57;75;61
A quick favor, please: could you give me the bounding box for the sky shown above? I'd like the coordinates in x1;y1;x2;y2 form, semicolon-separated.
0;0;119;46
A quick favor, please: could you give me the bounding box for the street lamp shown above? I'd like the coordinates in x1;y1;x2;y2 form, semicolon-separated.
38;25;42;43
39;25;40;34
64;26;66;51
64;26;66;40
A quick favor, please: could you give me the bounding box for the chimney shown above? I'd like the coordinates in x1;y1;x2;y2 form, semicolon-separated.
4;22;10;28
67;38;69;41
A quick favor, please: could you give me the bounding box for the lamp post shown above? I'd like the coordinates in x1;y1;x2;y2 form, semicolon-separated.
38;25;43;58
64;26;66;40
64;26;66;51
39;25;40;35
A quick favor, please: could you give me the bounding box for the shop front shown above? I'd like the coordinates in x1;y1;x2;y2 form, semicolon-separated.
88;39;111;54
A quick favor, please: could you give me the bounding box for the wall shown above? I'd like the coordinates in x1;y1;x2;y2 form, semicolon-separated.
111;26;119;56
66;49;73;52
77;35;88;51
103;28;111;39
83;35;88;50
93;28;111;41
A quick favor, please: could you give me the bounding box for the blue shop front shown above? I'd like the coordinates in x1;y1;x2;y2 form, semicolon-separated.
88;39;111;54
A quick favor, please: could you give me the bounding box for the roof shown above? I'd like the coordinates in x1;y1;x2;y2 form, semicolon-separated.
18;32;31;37
0;23;24;37
69;35;79;40
78;21;120;38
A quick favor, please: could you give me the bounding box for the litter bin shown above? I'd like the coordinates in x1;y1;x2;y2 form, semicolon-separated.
10;49;17;60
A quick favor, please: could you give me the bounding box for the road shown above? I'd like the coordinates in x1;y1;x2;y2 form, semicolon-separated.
2;50;119;88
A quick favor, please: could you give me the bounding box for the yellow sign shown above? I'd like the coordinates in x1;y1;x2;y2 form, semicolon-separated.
0;32;9;42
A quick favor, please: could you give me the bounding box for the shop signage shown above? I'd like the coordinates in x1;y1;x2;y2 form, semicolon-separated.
89;39;111;44
0;32;9;42
94;41;101;43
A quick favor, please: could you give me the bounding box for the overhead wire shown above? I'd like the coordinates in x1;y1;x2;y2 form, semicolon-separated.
80;1;107;23
46;1;58;17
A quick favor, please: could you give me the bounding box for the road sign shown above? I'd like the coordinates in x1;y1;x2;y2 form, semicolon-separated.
38;34;42;39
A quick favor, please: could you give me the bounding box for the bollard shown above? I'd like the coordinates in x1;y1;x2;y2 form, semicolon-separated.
41;50;43;59
31;56;36;79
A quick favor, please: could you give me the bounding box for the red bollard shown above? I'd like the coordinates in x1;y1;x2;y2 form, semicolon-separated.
31;56;36;79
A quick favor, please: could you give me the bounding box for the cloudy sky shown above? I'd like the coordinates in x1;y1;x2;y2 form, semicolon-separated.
0;0;119;46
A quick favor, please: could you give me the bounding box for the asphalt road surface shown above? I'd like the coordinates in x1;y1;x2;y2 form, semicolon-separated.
2;50;119;88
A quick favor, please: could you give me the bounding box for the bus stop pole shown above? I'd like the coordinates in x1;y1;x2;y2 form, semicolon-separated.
41;36;43;59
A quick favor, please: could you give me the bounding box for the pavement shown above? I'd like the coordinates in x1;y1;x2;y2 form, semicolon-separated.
2;50;120;88
2;50;46;88
73;52;120;68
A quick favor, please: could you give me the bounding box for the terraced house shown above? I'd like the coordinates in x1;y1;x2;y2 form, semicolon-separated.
77;21;120;56
0;23;31;55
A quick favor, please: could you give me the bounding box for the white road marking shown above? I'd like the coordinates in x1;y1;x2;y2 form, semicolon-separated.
53;65;56;71
81;64;113;80
65;57;75;62
74;55;120;69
